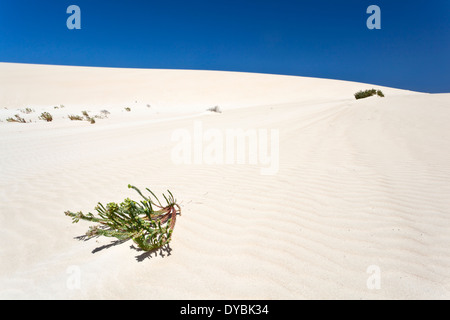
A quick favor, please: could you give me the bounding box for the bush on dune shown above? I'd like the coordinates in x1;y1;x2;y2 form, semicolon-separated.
354;89;384;100
68;114;83;121
70;110;96;124
39;112;53;122
20;107;34;114
6;114;27;123
207;106;222;113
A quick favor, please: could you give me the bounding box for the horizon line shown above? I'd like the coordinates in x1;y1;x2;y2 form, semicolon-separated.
1;60;446;94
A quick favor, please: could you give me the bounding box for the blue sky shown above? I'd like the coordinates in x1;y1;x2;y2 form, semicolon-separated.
0;0;449;93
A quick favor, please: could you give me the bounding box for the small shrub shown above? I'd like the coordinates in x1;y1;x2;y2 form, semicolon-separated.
207;106;222;113
124;107;131;112
39;112;53;122
94;110;110;119
100;109;110;117
68;114;83;121
65;185;181;251
6;114;27;123
354;89;384;100
69;112;95;123
20;107;34;114
354;89;376;100
81;110;97;123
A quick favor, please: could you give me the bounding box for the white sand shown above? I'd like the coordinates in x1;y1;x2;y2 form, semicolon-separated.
1;62;449;299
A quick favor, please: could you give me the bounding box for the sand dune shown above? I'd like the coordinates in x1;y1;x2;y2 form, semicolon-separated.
0;63;449;299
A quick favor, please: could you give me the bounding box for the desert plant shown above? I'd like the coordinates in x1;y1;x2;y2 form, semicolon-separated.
100;109;110;117
207;106;222;113
95;110;110;119
80;110;97;123
65;185;181;251
20;107;34;114
39;112;53;122
69;113;96;123
124;107;131;112
354;89;384;100
355;89;376;100
68;114;83;121
6;114;27;123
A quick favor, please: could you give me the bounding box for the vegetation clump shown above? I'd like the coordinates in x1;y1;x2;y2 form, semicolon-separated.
81;110;90;119
354;89;385;100
69;110;105;123
68;114;83;121
82;111;96;124
65;185;181;251
39;112;53;122
6;114;27;123
20;107;34;114
94;110;110;119
207;106;222;113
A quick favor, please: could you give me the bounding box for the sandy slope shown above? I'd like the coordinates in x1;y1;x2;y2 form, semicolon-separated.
0;63;449;299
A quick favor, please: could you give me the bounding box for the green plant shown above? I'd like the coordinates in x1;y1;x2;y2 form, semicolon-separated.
6;114;27;123
354;89;384;100
124;107;131;112
68;114;83;121
39;112;53;122
20;107;34;114
65;185;181;251
79;110;96;124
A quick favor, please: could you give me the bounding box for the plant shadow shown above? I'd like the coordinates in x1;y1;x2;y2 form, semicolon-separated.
92;239;129;254
131;244;173;262
74;234;172;262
